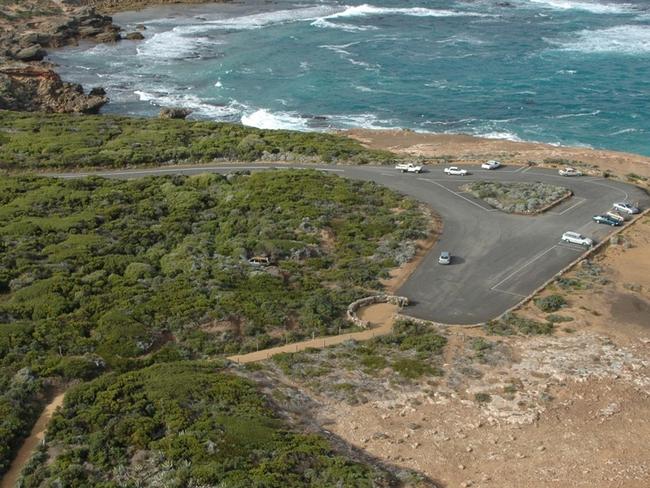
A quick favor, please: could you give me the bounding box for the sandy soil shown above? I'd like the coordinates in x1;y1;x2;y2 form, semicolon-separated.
280;216;650;488
346;129;650;183
0;391;65;488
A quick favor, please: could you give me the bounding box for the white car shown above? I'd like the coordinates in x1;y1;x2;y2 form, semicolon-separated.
481;160;501;170
438;251;451;265
612;202;640;215
559;167;583;177
395;162;423;173
444;166;468;176
561;231;593;247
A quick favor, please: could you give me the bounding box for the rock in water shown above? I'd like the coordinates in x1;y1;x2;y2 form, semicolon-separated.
125;32;145;40
159;107;192;119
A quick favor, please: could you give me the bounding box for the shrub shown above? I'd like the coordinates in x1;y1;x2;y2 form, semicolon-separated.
462;181;570;214
484;313;554;336
474;392;492;403
535;294;567;312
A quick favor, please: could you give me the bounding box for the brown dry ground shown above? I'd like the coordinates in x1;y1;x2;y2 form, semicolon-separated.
259;131;650;488
346;129;650;187
269;216;650;488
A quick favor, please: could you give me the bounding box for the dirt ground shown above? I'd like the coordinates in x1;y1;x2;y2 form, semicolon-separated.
345;129;650;185
0;391;65;488
287;215;650;487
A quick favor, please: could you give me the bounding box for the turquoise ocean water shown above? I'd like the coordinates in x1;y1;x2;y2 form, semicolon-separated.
49;0;650;155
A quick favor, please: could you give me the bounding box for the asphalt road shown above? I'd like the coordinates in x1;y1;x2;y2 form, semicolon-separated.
51;164;649;325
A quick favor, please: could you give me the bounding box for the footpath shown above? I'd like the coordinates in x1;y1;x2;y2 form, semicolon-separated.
228;303;398;364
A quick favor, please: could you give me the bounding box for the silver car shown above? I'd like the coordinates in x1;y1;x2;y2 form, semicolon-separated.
613;202;640;215
438;251;451;265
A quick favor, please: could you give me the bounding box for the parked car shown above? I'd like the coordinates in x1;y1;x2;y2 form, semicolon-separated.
395;162;423;173
606;211;625;223
613;202;640;215
592;215;621;226
438;251;451;265
559;167;583;177
443;166;468;176
561;231;593;247
481;160;501;170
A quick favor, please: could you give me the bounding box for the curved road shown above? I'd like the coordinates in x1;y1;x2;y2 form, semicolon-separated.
52;163;649;325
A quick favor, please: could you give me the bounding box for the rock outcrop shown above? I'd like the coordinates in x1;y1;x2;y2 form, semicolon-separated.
1;8;121;60
159;107;192;119
0;64;107;113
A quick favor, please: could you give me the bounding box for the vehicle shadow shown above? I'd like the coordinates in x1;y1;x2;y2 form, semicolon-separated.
449;256;465;265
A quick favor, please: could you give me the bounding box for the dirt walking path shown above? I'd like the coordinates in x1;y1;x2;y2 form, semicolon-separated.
228;303;399;364
1;392;65;488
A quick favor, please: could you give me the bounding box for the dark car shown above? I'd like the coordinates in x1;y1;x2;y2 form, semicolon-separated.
592;215;621;226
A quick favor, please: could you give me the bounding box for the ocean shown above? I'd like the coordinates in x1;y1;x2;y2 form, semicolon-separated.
48;0;650;155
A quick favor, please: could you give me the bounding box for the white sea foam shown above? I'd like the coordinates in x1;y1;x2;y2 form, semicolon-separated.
552;25;650;55
135;90;242;118
609;127;641;136
320;43;380;70
311;18;377;32
551;110;601;119
204;5;337;29
136;28;221;59
325;4;491;19
311;3;492;31
471;130;525;142
524;0;633;14
241;109;311;131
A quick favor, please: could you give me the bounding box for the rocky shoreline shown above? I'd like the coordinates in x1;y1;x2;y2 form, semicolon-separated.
0;1;223;113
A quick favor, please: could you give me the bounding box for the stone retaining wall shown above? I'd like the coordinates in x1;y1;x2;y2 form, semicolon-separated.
347;294;409;328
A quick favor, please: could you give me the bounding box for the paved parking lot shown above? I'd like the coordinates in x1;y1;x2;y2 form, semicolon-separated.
53;163;649;324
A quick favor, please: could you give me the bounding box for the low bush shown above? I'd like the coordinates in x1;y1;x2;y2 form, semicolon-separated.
20;363;395;487
0;110;393;169
484;313;554;336
535;294;567;312
462;181;571;214
474;392;492;403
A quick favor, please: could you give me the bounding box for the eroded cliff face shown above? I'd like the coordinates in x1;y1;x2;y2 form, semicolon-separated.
0;64;107;113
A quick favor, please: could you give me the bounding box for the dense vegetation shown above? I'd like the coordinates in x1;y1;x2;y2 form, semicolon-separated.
461;181;570;214
0;170;428;477
0;110;392;170
19;362;398;487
